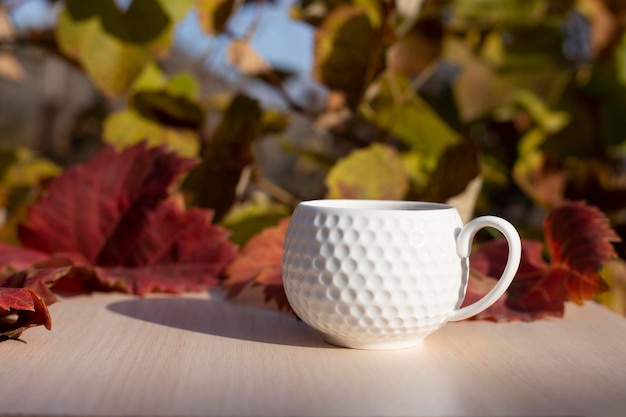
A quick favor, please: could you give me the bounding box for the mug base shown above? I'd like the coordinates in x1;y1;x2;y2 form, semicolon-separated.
324;334;426;350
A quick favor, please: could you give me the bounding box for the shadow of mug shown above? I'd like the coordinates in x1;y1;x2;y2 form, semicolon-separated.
106;296;333;349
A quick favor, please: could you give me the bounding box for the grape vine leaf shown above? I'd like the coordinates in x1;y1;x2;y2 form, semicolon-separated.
0;267;70;340
104;111;200;158
103;64;204;157
314;4;380;107
56;0;195;97
220;193;291;247
224;218;291;311
513;129;568;209
224;201;617;321
359;72;463;197
0;242;48;272
325;143;409;200
0;142;238;296
0;146;61;188
360;73;461;154
464;201;619;321
418;138;480;203
183;94;263;221
0;287;50;339
449;0;547;30
0;146;61;244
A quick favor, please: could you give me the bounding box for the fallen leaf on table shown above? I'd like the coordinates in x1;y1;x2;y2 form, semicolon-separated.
0;141;238;296
465;201;619;321
0;242;48;272
0;287;50;340
0;267;71;340
224;218;291;311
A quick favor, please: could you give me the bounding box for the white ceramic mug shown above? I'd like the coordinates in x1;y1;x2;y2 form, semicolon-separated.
282;200;521;350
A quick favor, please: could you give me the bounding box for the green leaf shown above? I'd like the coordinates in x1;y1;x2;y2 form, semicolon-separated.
512;90;570;133
166;74;200;98
279;138;335;168
0;147;61;244
220;193;290;247
203;94;263;165
496;25;567;72
196;0;236;35
127;71;204;129
325;143;409;200
204;91;236;111
129;61;168;91
419;139;481;203
102;64;204;157
518;126;548;157
55;0;195;97
131;91;205;129
56;7;148;97
400;150;432;193
314;4;379;106
360;73;465;197
581;63;626;150
103;110;200;158
450;1;571;73
512;128;566;208
184;94;263;221
157;0;197;22
360;73;461;156
204;93;288;137
261;110;289;135
449;0;548;30
0;147;60;188
353;0;381;27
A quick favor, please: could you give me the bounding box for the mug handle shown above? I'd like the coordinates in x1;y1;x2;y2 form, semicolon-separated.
448;216;522;322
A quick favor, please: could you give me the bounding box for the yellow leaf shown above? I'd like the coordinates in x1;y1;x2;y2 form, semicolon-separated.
55;0;195;97
103;110;199;157
325;143;409;200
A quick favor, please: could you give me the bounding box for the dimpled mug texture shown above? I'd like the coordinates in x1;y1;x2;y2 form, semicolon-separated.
282;201;468;350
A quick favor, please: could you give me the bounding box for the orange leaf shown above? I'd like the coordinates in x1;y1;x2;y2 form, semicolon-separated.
224;218;290;311
545;201;620;273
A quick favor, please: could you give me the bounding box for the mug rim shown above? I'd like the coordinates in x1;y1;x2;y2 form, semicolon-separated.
298;199;454;211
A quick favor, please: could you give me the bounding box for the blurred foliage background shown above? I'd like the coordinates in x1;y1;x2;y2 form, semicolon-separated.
1;0;626;313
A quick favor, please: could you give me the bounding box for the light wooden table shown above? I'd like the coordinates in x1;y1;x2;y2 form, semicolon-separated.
1;291;625;417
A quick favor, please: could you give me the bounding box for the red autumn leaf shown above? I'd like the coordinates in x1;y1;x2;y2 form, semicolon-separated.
94;195;238;294
18;141;197;263
0;287;50;339
0;142;238;295
224;218;291;311
464;240;554;321
462;273;538;321
545;202;618;301
0;243;48;272
0;266;70;306
465;201;619;321
0;267;70;340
